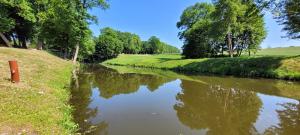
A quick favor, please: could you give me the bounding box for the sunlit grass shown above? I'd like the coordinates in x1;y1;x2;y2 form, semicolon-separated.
256;46;300;56
0;47;76;134
104;53;300;80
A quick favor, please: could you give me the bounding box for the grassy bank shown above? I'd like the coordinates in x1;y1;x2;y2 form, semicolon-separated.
104;54;300;80
0;48;76;134
256;46;300;56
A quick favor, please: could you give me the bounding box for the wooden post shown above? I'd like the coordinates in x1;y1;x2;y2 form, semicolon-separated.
8;61;20;83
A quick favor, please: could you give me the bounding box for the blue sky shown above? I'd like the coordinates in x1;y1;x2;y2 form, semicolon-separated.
89;0;300;49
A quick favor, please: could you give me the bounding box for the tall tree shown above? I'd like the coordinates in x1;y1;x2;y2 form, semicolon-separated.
177;3;215;58
213;0;247;58
72;0;109;64
94;27;123;60
178;1;266;58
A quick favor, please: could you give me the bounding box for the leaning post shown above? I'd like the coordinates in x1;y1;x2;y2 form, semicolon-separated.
8;60;20;83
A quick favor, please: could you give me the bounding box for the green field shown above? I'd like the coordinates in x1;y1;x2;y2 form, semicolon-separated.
104;47;300;80
0;48;76;134
256;46;300;56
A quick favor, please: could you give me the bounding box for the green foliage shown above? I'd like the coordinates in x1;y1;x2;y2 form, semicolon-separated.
178;1;266;58
94;28;123;60
258;0;300;39
118;32;142;54
91;27;180;61
276;0;300;39
0;0;36;48
0;2;15;33
144;36;180;54
0;0;108;60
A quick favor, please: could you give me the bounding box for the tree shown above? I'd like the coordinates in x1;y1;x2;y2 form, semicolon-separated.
118;32;142;54
255;0;299;39
178;1;266;58
94;28;123;60
0;1;14;47
0;0;109;62
236;0;267;56
71;0;109;64
213;0;248;58
275;0;300;39
0;0;36;48
177;3;215;58
147;36;162;54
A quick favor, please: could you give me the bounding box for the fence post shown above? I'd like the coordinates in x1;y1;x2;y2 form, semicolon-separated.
8;61;20;83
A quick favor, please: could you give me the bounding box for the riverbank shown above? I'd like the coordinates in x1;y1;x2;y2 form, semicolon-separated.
0;48;76;134
103;54;300;80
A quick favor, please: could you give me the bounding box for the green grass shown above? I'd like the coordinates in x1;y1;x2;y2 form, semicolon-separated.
256;46;300;56
0;47;77;134
104;53;300;80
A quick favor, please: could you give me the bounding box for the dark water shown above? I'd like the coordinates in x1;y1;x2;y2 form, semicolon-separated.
70;65;300;135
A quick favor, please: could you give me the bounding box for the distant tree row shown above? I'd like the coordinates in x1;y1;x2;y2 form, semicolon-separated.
92;27;180;60
178;1;267;58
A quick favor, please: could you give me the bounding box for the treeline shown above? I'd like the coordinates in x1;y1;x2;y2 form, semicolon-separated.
177;1;266;58
91;27;180;61
0;0;109;63
0;1;179;62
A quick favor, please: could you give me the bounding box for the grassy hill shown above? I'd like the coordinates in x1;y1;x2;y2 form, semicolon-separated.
257;46;300;56
104;48;300;80
0;48;76;134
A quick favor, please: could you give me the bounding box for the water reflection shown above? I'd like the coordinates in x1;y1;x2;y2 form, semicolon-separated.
83;65;175;98
70;71;108;134
175;80;262;134
70;65;300;135
264;102;300;135
70;65;175;134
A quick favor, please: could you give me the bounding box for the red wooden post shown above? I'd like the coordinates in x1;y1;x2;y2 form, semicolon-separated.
8;60;20;83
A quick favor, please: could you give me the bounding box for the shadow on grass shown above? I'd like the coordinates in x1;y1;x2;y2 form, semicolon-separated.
175;56;300;80
156;57;182;63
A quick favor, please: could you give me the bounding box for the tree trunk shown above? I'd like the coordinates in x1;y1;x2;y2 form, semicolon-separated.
64;49;68;59
12;34;17;47
72;68;79;89
0;32;11;47
20;37;27;49
37;40;43;50
73;43;80;64
221;45;224;56
227;33;233;58
248;50;251;56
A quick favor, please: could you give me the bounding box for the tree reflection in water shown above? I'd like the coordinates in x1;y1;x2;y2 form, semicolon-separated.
91;65;174;98
71;65;300;135
70;72;109;134
70;65;175;134
264;102;300;135
174;80;262;135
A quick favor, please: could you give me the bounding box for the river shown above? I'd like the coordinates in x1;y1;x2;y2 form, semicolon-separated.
70;65;300;135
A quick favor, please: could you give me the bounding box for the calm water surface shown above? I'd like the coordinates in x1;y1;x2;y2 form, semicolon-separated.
70;65;300;135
